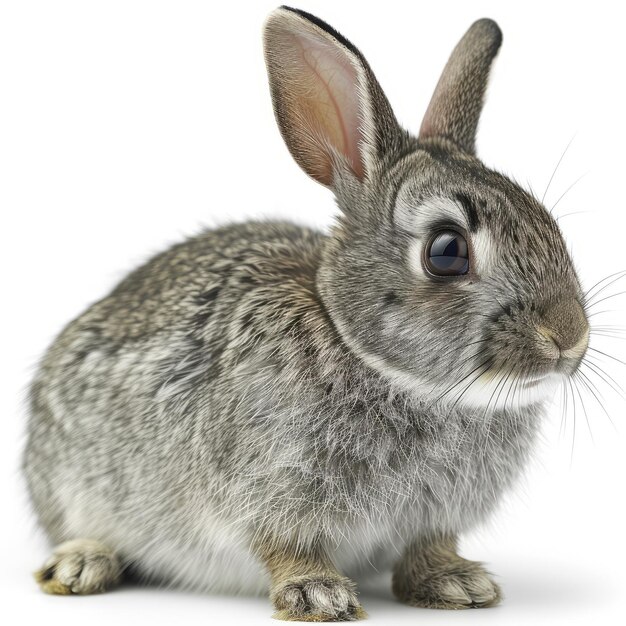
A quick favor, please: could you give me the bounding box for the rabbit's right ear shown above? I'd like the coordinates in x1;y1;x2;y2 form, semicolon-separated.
419;19;502;154
263;7;402;187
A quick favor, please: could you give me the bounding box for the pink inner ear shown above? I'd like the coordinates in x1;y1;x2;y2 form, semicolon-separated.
294;32;364;179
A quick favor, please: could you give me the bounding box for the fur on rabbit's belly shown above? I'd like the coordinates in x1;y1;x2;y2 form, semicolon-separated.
165;410;539;594
50;405;540;596
148;450;534;595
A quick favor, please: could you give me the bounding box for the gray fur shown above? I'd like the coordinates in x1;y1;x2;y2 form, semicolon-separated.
23;6;588;620
420;19;502;153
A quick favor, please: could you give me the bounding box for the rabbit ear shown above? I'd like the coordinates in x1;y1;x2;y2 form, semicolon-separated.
419;19;502;154
263;6;402;187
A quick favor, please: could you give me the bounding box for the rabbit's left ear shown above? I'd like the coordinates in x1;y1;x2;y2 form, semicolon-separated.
263;7;402;187
419;19;502;154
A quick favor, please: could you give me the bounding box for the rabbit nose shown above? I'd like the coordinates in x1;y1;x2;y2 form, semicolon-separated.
536;299;589;361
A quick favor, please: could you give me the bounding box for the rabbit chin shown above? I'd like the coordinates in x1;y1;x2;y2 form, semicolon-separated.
353;344;563;410
444;371;565;411
412;370;562;411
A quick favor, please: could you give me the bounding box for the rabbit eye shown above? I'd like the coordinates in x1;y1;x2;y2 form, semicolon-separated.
424;230;469;277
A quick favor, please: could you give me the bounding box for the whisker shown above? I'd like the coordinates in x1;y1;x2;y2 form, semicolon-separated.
584;269;626;302
589;331;626;341
448;364;500;457
584;354;626;393
555;210;589;222
480;367;507;419
585;289;626;310
587;309;615;319
503;369;520;415
572;373;594;442
580;359;625;398
551;172;587;214
494;368;515;412
558;377;568;439
568;377;577;465
591;325;626;333
543;135;575;205
575;368;616;429
434;349;491;405
587;346;626;366
478;367;511;457
448;360;493;411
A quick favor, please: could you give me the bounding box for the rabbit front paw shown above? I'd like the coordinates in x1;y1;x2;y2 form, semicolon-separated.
271;573;366;622
394;563;501;609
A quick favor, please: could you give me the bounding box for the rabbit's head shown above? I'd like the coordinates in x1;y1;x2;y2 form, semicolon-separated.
264;7;588;410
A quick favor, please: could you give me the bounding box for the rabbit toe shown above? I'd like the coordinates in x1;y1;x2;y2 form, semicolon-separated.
272;574;366;621
401;565;501;609
34;538;121;595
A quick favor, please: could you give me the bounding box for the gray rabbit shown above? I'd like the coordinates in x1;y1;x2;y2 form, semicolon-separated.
24;6;589;621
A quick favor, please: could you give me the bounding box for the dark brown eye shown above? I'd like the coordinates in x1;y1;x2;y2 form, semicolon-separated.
424;230;469;276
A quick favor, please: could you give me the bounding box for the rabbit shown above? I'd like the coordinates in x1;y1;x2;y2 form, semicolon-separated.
23;5;590;622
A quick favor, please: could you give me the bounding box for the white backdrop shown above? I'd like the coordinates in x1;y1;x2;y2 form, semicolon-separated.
1;1;625;624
